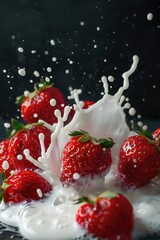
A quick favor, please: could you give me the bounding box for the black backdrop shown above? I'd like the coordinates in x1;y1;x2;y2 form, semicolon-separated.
0;2;160;240
0;0;160;121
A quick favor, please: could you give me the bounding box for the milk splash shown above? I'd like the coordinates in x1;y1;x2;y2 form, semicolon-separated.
1;55;160;240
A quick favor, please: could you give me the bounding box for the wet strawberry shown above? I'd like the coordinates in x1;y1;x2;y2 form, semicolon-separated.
117;129;160;188
0;139;9;174
16;79;66;125
152;127;160;147
7;119;52;173
75;191;134;240
1;170;52;204
82;100;94;109
61;130;114;184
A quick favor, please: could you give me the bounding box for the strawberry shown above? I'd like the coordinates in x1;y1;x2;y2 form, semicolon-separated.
0;139;9;174
82;100;94;109
152;127;160;147
75;191;134;240
117;128;160;188
61;130;114;184
6;119;52;174
16;79;66;125
1;170;52;204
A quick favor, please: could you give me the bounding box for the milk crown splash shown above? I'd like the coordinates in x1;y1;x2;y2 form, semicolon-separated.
24;55;139;178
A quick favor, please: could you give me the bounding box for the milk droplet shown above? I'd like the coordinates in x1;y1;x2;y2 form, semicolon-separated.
24;91;30;97
4;123;11;128
33;71;40;77
50;39;55;46
18;47;24;53
142;125;148;131
45;77;50;82
52;57;57;62
138;121;143;127
97;27;100;31
80;21;85;26
17;154;23;160
108;76;114;82
147;13;153;21
73;173;80;180
37;189;43;198
31;50;36;54
44;50;49;55
65;69;69;74
33;113;38;118
47;67;52;72
50;99;56;106
129;107;136;116
2;160;9;170
18;68;26;76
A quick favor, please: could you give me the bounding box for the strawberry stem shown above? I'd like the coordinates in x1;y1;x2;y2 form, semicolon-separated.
16;79;53;105
69;130;114;149
132;124;160;152
34;79;53;92
8;119;44;139
74;196;95;205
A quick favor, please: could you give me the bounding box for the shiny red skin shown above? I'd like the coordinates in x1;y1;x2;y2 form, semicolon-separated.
152;127;160;147
61;136;112;183
3;170;52;204
7;125;52;172
0;139;9;173
21;86;66;125
82;100;94;109
118;135;160;188
76;194;134;239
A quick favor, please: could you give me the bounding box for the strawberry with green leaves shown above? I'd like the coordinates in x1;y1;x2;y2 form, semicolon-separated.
16;79;66;125
0;170;52;204
117;128;160;188
75;191;134;240
5;119;52;175
61;130;114;184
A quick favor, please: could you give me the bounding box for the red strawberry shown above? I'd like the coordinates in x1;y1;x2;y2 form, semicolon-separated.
0;139;9;174
117;129;160;188
16;79;66;125
61;130;114;184
1;170;52;204
152;127;160;147
82;100;94;109
6;119;52;174
75;191;134;240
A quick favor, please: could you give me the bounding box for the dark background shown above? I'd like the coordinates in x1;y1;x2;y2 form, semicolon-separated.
0;0;160;133
0;1;160;239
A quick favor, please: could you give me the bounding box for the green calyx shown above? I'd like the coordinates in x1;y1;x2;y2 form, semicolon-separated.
6;118;43;139
16;79;53;105
132;124;160;152
74;196;95;205
69;130;114;149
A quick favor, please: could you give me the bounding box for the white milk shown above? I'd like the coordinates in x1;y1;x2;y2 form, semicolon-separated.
1;55;160;240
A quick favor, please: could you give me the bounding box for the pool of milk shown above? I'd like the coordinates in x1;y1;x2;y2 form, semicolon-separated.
0;55;160;240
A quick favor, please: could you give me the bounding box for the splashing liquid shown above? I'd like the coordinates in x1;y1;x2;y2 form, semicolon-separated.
1;55;160;240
